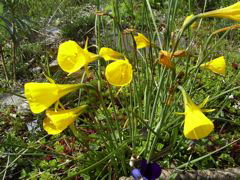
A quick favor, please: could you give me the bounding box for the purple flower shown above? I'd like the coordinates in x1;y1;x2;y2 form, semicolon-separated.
131;160;162;180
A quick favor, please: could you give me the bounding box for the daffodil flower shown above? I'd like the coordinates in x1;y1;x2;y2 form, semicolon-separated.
159;50;173;68
134;33;151;49
159;50;186;68
24;82;82;114
178;86;215;140
200;56;226;76
183;14;198;29
57;39;99;75
198;2;240;21
99;47;125;61
43;105;87;135
105;59;133;86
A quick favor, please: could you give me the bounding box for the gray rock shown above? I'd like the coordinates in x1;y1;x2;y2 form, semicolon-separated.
0;93;30;114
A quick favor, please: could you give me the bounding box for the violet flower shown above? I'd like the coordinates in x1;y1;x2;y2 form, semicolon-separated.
131;159;161;180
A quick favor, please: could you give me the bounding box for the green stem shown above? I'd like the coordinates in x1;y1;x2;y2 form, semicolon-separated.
171;15;198;57
0;44;9;83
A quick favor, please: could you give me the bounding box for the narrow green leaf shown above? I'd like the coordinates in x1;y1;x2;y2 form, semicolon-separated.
0;3;3;15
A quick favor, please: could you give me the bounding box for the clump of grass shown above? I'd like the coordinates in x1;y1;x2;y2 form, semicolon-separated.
1;0;240;179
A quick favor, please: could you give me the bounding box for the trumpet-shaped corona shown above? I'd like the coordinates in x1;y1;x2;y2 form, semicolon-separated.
178;86;214;140
198;2;240;21
24;83;82;114
134;33;150;49
200;56;226;76
105;59;133;86
57;40;85;74
57;40;98;75
43;105;87;135
99;47;125;61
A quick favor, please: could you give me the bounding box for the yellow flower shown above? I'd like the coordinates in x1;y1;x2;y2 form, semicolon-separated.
200;56;226;76
105;59;133;86
24;83;82;114
57;39;98;75
99;47;125;61
198;2;240;21
183;14;198;29
178;86;214;140
43;105;87;135
57;40;85;74
134;33;150;49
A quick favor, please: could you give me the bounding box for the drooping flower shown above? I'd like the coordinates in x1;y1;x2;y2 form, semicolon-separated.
43;105;87;135
200;56;226;76
159;50;173;68
183;14;198;29
105;59;133;86
131;159;162;180
178;86;215;140
99;47;125;61
57;40;85;74
134;33;150;49
198;2;240;21
57;39;99;75
159;50;186;68
24;83;82;114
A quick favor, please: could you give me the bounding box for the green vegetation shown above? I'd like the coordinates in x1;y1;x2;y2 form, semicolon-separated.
0;0;240;179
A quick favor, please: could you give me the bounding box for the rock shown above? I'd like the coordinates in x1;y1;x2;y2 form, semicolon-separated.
0;93;30;114
26;120;41;132
44;27;61;45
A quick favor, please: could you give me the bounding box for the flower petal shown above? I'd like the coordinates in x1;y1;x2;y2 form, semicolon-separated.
140;160;162;180
105;59;133;86
184;109;214;139
179;86;214;140
43;105;87;135
99;47;125;61
131;168;142;180
134;33;150;49
24;83;81;114
198;96;210;109
57;40;86;73
200;56;226;76
198;2;240;21
159;50;173;68
201;109;215;113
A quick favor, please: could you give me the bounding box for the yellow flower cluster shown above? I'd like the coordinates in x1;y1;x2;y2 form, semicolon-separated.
24;39;134;135
24;79;87;134
24;1;238;139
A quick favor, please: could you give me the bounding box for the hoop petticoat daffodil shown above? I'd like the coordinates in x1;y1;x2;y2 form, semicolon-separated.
159;50;186;68
24;82;83;114
177;86;215;140
134;33;151;49
198;2;240;21
200;56;226;76
99;47;125;61
43;105;87;135
105;59;133;86
57;39;99;75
